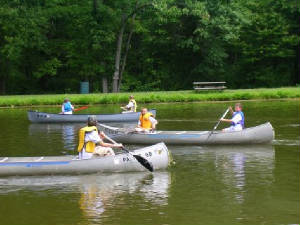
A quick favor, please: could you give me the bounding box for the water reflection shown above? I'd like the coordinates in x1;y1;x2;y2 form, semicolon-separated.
79;172;171;219
0;172;171;220
29;124;82;153
172;144;275;207
212;145;274;204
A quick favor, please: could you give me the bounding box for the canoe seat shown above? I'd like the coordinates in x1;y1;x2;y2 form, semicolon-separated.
0;157;8;162
176;131;186;135
35;157;44;162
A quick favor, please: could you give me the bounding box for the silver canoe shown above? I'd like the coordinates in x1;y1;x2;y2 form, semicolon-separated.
99;122;275;145
27;109;156;123
0;143;171;176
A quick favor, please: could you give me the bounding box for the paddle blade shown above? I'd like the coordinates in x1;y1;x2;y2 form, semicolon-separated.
74;106;88;112
133;155;154;172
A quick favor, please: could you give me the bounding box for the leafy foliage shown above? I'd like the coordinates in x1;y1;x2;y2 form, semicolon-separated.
0;0;299;94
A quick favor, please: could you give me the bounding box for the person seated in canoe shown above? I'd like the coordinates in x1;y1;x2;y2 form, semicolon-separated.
121;95;137;113
135;108;158;133
78;116;123;159
61;98;74;114
221;103;245;132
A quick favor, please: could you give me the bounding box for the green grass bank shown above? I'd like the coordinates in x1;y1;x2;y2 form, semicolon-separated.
0;87;299;107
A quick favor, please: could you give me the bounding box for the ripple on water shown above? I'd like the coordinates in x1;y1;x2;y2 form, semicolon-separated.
273;139;300;146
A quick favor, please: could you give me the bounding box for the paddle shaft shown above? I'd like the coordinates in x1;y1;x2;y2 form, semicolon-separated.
102;133;127;152
213;108;230;131
73;106;88;112
207;108;230;139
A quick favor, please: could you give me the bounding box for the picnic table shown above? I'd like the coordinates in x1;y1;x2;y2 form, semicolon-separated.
193;82;227;91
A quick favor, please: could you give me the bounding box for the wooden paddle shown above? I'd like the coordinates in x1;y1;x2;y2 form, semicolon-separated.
73;106;88;112
207;107;230;140
102;133;154;172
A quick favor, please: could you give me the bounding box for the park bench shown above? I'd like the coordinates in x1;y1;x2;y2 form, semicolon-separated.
193;82;227;91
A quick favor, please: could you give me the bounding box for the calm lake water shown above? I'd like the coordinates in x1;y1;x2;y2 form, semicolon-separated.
0;100;299;225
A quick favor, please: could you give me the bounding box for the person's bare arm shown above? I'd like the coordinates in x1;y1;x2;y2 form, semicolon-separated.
221;118;232;123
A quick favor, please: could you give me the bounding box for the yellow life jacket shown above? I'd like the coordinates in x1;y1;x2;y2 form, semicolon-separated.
129;99;137;112
139;112;153;129
77;126;98;153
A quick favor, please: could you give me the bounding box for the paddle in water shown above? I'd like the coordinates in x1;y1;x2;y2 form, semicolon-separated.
207;107;230;140
102;133;154;172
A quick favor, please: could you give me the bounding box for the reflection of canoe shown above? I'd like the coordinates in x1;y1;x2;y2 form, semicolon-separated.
27;109;156;123
99;122;275;145
0;143;171;176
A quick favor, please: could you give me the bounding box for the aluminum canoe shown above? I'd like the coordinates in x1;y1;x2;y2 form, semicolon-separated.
99;122;275;145
0;143;171;176
27;109;156;123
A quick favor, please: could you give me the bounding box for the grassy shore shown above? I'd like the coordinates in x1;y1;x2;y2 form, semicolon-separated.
0;87;299;107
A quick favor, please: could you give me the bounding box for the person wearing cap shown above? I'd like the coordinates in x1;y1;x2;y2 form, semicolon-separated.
121;95;137;112
77;116;123;159
61;98;74;114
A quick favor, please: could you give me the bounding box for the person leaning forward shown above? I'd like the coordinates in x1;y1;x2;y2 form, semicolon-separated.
135;108;158;133
77;116;123;159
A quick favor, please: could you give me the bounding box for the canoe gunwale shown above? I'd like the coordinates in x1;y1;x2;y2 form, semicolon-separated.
27;109;156;123
0;142;170;176
99;122;275;145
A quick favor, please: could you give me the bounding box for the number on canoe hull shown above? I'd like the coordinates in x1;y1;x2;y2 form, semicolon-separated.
144;152;152;157
37;114;50;118
122;152;153;163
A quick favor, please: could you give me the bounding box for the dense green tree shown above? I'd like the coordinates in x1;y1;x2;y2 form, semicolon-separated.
0;0;298;94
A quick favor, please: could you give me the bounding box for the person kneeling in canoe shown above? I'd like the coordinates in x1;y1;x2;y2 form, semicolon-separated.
221;103;245;132
121;95;137;113
78;116;123;159
135;108;158;133
61;98;74;114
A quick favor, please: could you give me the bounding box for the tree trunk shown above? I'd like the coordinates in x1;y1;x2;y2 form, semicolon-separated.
0;76;6;95
112;14;126;93
102;77;108;93
118;13;136;92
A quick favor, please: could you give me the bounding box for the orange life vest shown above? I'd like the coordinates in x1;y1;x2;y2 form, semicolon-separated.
139;112;153;129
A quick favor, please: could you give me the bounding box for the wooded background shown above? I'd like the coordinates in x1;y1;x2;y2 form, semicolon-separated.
0;0;299;94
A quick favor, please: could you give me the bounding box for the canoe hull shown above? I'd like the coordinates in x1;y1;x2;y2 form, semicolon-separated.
100;123;275;145
27;109;156;123
0;143;170;176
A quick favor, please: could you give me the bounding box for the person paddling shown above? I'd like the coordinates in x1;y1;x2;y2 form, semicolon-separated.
135;108;158;133
121;95;137;112
221;103;245;132
61;98;74;114
77;116;123;159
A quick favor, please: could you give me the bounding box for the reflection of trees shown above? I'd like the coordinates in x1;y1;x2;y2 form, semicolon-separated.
78;172;171;220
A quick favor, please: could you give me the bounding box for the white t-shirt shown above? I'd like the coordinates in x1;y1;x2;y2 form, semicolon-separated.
232;113;242;125
79;130;101;159
224;113;243;131
126;101;134;109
